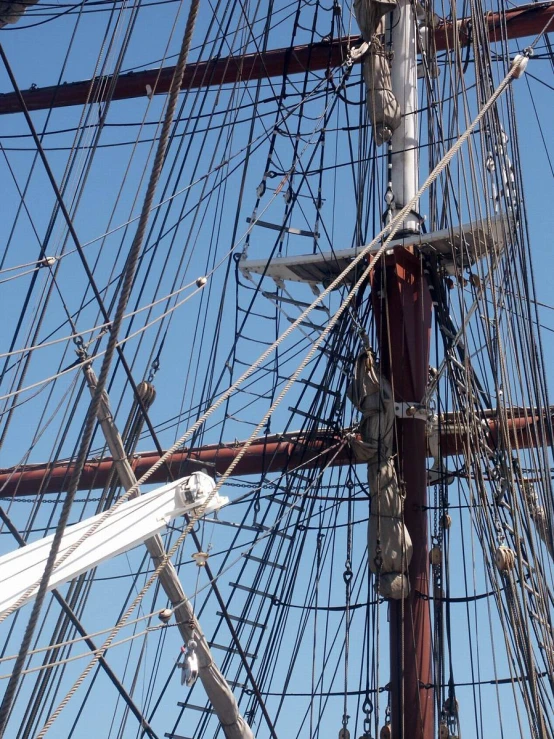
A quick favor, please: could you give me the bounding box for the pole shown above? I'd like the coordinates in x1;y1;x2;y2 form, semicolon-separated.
381;1;433;736
82;365;255;739
371;252;433;739
390;0;419;233
0;2;551;115
0;410;550;496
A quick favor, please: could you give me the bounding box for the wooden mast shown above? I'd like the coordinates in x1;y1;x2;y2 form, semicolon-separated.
372;251;433;738
371;0;433;733
0;410;551;497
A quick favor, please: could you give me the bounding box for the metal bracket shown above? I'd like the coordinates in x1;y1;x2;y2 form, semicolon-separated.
426;413;455;486
394;402;429;421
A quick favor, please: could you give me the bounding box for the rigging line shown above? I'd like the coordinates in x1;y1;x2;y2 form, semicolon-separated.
132;414;338;724
3;75;334;381
110;0;296;368
247;479;343;722
0;0;139;459
75;30;229;348
108;458;332;724
524;74;554;178
0;625;171;680
3;50;527;720
128;84;259;392
0;276;201;360
416;587;505;603
0;284;205;404
105;125;246;416
12;0;186;15
6;73;328;309
0;144;46;265
0;608;170;664
42;5;211;416
128;0;302;80
64;328;315;458
193;2;341;277
0;373;80;501
463;447;548;722
0;0;202;727
0;265;51;285
0;106;297;151
168;444;350;609
525;69;554;92
2;180;338;395
0;257;59;275
188;74;363;440
0;75;344;144
93;513;374;576
528;8;554;48
56;0;190;355
0;507;160;739
438;671;551;689
2;2;79;29
280;536;369;736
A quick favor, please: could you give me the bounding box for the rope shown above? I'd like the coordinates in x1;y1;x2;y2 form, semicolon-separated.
27;53;529;737
0;276;201;360
0;51;527;632
0;0;200;733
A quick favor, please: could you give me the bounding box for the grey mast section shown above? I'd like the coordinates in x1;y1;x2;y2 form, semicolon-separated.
83;364;254;739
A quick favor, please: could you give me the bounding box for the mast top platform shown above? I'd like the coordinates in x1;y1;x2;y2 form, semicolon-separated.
240;214;512;287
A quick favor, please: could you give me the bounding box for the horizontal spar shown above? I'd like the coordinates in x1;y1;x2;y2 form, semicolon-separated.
0;433;350;497
0;408;552;497
0;2;552;114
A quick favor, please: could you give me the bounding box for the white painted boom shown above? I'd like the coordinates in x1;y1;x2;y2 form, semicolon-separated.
0;471;227;617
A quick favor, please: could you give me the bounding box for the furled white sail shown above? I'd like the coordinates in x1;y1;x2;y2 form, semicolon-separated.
353;0;401;144
348;351;412;599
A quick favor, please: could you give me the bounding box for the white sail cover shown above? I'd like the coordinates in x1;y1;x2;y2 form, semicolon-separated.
0;0;38;26
354;0;396;37
362;38;401;146
353;0;401;145
348;351;412;599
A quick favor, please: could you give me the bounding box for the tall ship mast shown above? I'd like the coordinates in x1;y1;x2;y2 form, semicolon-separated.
0;1;553;738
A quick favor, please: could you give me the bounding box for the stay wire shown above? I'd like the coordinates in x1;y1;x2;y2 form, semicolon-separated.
19;54;528;737
0;0;201;729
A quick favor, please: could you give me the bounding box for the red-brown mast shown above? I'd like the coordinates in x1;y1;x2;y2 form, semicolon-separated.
0;410;549;497
0;2;551;115
372;250;433;738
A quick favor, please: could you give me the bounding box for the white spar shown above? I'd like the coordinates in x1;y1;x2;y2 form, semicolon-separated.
0;471;227;617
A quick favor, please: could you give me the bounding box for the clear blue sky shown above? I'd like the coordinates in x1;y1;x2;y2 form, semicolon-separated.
0;2;553;738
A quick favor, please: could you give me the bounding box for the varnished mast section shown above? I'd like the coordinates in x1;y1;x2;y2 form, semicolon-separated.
1;408;551;496
0;2;551;114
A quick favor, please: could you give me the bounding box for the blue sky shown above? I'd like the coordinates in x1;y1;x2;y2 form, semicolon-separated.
0;2;554;738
